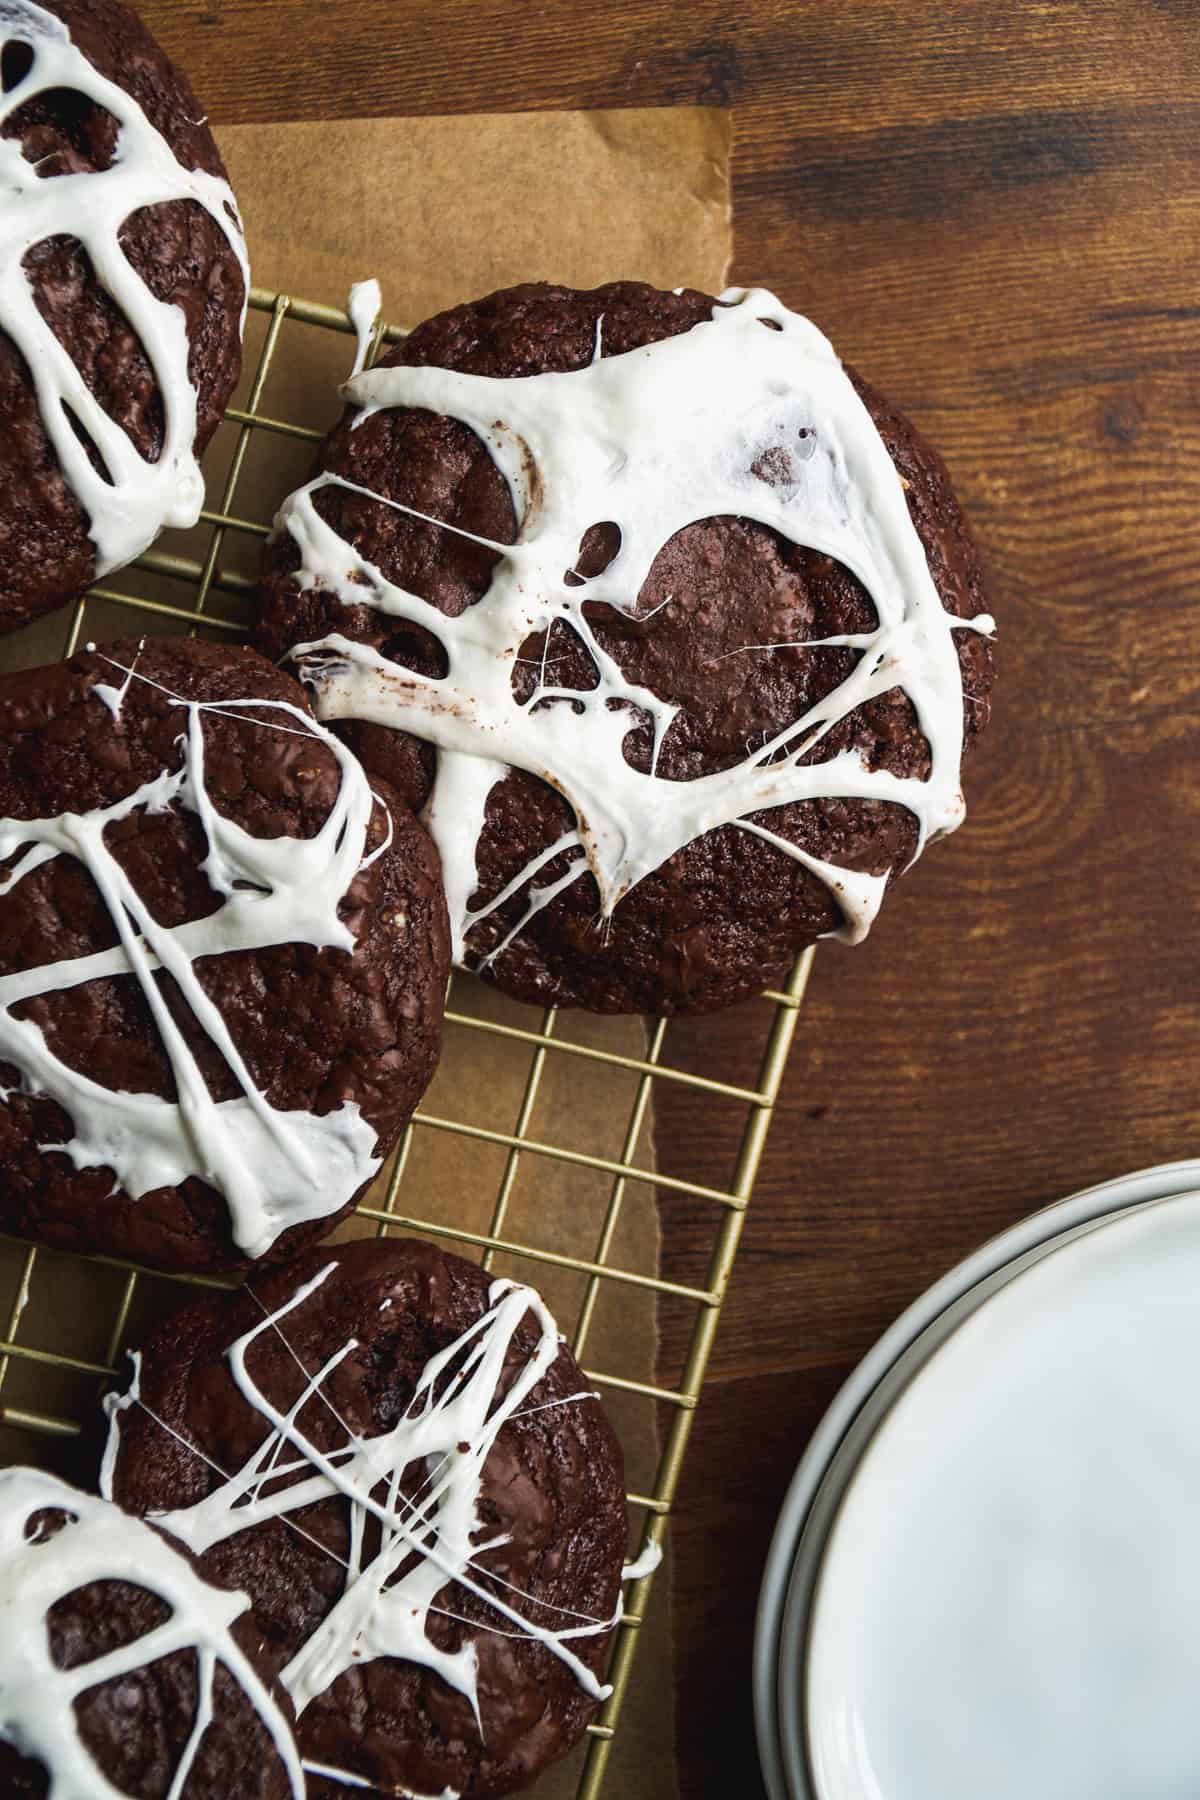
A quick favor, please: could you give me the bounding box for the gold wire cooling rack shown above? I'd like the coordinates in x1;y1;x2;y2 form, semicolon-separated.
0;286;814;1800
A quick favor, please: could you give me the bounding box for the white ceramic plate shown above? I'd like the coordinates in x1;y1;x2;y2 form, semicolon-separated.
807;1187;1200;1799
753;1160;1200;1800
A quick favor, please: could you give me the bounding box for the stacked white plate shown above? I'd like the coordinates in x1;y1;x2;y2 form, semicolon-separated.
755;1160;1200;1800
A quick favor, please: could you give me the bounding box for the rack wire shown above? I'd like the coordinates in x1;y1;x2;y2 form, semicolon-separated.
0;287;813;1800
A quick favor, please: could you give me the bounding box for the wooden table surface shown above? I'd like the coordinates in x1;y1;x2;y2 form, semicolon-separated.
141;3;1200;1790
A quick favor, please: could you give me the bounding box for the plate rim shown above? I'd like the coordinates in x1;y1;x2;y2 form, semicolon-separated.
752;1158;1200;1800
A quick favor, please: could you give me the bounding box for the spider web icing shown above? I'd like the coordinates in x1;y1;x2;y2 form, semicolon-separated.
281;287;994;968
0;657;386;1258
0;1467;304;1800
102;1260;637;1764
0;0;248;577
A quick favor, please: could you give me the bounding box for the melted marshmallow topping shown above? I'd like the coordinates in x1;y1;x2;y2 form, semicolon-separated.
0;1467;304;1799
302;1760;456;1799
0;0;248;576
282;287;994;964
0;658;385;1258
103;1262;637;1741
346;276;381;378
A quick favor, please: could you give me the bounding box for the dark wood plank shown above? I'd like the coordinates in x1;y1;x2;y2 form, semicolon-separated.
139;2;1195;126
668;1363;854;1797
125;4;1200;1792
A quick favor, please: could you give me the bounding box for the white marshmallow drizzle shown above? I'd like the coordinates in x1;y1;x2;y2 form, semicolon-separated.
346;276;382;379
0;0;248;576
303;1760;457;1799
283;287;994;964
102;1262;634;1743
0;660;385;1258
0;1467;304;1800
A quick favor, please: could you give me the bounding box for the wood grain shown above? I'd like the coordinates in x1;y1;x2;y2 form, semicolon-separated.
132;3;1200;1792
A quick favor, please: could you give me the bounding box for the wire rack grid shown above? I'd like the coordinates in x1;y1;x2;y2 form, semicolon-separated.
0;286;814;1800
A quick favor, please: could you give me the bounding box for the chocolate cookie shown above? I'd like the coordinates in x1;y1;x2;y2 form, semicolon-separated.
0;637;449;1273
258;279;996;1014
102;1236;631;1799
0;1468;303;1798
0;0;248;636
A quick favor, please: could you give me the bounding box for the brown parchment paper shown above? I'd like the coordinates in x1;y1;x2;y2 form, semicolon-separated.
222;109;732;320
0;108;732;1800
